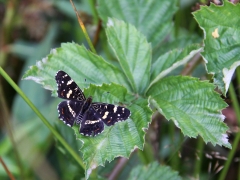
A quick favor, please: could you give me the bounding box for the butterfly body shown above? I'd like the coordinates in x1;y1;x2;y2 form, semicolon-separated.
55;70;131;136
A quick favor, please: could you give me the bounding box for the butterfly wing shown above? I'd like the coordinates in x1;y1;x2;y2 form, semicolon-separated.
55;70;86;101
92;103;131;126
58;100;83;127
80;106;104;136
56;70;131;136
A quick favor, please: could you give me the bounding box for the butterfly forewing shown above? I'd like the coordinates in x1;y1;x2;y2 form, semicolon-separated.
92;103;131;126
55;70;86;101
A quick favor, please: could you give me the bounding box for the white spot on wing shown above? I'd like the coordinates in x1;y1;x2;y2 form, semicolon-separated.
66;90;72;98
67;79;73;85
85;119;101;124
67;101;76;117
113;106;118;113
102;111;109;119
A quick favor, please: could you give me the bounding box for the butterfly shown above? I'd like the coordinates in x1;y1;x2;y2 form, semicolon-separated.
55;70;131;136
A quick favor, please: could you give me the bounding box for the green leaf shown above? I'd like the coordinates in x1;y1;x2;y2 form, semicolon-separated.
150;44;203;88
106;18;151;94
147;76;231;148
128;162;182;180
23;42;131;94
22;19;153;179
97;0;178;48
72;83;151;179
193;1;240;95
152;28;202;61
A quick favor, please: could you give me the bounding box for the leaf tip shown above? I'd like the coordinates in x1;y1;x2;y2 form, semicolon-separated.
221;133;228;144
222;61;240;95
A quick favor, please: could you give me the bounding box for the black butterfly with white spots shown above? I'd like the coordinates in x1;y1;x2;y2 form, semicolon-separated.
55;70;131;136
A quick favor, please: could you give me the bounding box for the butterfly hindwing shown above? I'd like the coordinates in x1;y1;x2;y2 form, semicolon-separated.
80;107;104;136
58;100;84;127
92;103;131;126
55;70;86;101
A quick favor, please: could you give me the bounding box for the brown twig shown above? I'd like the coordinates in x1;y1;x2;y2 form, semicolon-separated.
69;0;96;54
181;52;202;76
0;157;15;180
108;157;129;180
93;20;102;47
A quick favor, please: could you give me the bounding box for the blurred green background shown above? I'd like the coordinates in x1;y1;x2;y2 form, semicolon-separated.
0;0;239;179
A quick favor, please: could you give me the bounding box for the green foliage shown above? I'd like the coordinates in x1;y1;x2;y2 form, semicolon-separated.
106;18;151;94
23;33;152;178
23;43;130;93
98;0;178;48
1;0;239;179
128;161;182;180
150;44;202;85
23;17;231;178
74;84;151;178
193;1;240;95
147;76;230;148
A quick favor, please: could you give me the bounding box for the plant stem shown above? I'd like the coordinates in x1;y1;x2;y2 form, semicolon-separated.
88;0;98;24
219;132;240;180
168;121;182;171
236;67;240;102
108;157;128;180
138;142;154;165
0;67;85;169
0;157;15;180
219;82;240;180
70;0;97;54
229;83;240;125
194;137;204;179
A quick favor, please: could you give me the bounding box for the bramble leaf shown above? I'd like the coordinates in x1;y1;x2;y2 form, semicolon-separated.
97;0;178;48
193;1;240;95
128;162;182;180
147;76;230;148
75;84;151;179
106;18;151;94
23;43;131;93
